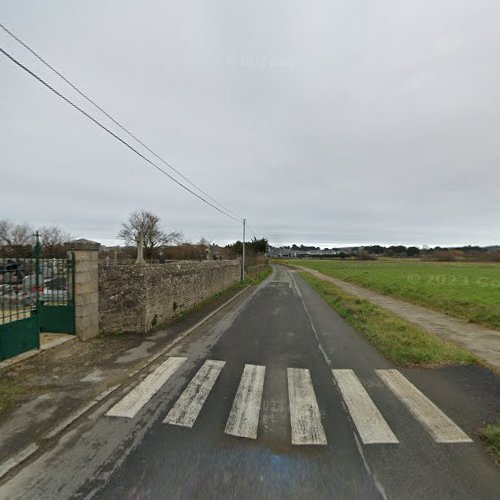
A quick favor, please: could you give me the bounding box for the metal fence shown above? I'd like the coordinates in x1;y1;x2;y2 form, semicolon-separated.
1;257;36;326
0;257;72;325
0;239;75;361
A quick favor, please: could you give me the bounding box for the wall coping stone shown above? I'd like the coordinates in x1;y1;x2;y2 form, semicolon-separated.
65;238;101;251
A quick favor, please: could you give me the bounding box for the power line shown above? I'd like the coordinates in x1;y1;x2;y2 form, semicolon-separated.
0;22;242;221
0;46;243;223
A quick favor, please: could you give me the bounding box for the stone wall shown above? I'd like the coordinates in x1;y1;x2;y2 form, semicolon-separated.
98;260;240;334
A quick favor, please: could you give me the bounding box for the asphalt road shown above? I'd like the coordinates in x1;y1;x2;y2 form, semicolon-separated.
2;265;500;499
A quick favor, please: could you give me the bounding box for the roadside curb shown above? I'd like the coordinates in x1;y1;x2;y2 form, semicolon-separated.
0;284;251;482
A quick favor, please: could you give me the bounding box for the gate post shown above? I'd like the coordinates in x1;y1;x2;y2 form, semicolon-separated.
66;239;100;339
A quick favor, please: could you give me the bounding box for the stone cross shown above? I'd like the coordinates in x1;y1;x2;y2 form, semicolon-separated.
135;230;146;265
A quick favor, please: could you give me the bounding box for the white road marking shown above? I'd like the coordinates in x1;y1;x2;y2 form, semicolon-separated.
106;357;187;418
287;368;327;445
225;364;266;439
332;369;398;444
164;360;226;427
376;369;472;443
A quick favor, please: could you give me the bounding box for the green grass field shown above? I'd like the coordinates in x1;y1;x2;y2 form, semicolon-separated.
285;259;500;330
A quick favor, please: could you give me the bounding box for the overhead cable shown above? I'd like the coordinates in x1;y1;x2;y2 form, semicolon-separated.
0;47;241;223
0;22;242;221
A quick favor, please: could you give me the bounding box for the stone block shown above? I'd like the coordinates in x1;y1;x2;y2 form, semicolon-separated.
75;271;92;285
75;281;97;296
73;260;97;273
78;291;99;306
79;301;98;318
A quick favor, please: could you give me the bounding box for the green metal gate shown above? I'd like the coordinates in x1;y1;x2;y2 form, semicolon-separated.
0;237;75;361
38;255;75;335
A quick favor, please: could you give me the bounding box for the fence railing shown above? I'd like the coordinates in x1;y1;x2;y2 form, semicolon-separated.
0;257;72;326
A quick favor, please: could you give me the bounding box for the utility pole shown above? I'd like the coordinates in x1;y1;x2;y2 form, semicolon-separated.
241;218;246;281
34;231;41;317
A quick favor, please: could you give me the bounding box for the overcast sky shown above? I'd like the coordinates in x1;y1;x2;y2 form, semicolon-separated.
1;1;499;247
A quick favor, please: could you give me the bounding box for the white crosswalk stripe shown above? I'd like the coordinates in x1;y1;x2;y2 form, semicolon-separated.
164;360;226;428
287;368;327;445
106;357;187;418
106;357;473;447
333;369;398;444
376;369;472;443
225;364;266;439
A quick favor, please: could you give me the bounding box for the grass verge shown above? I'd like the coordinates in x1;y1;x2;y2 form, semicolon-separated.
481;424;500;465
282;259;500;331
243;265;272;285
302;272;478;367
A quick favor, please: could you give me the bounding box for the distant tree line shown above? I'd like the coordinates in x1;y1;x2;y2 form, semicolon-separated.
226;237;268;255
279;243;500;262
2;212;271;264
0;219;71;257
359;245;498;260
223;237;269;268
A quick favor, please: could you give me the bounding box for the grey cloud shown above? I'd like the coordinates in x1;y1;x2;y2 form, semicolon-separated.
1;0;499;247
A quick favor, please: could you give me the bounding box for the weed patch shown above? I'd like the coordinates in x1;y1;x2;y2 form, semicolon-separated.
481;423;500;465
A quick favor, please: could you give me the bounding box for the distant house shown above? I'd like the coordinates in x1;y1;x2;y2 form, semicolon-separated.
267;246;340;258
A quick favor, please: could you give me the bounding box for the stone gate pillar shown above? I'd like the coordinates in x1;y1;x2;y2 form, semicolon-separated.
66;238;100;339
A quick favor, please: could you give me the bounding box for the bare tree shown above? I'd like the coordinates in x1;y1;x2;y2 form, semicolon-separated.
118;210;183;259
0;220;9;243
0;220;34;247
0;220;72;257
0;220;10;246
39;225;72;256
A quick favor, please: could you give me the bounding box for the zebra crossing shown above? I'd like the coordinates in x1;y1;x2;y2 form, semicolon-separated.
333;369;398;444
225;364;266;439
287;368;327;445
164;360;225;427
106;357;187;418
105;357;473;446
